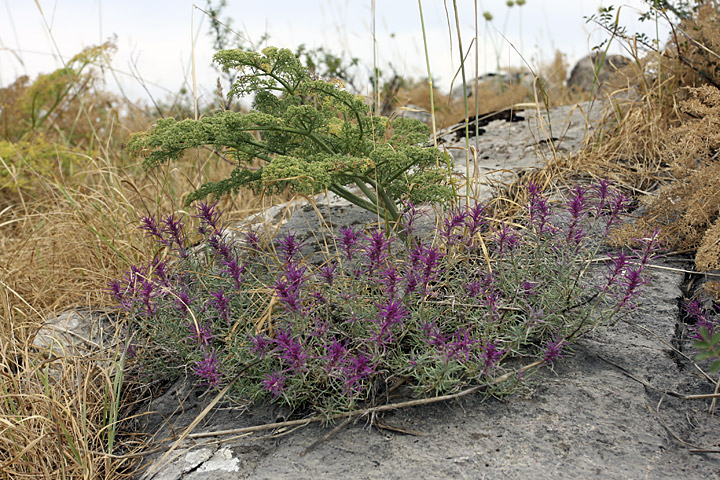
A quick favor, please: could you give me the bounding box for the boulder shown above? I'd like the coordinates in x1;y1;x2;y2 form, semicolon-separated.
33;308;119;356
567;53;632;93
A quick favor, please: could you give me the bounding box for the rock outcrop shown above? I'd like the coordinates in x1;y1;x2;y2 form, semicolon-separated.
567;53;632;93
132;101;720;479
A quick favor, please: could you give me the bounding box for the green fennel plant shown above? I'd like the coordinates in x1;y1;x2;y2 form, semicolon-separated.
128;47;453;228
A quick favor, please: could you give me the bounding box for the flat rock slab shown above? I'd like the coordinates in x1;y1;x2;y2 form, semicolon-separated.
438;101;602;202
136;263;720;480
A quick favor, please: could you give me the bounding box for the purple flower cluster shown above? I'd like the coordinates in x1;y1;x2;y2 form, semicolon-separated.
140;213;188;258
193;348;223;387
108;264;159;316
110;179;661;413
685;299;719;339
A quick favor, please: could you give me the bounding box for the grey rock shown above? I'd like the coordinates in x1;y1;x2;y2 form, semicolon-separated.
33;308;119;356
437;101;603;203
568;53;632;93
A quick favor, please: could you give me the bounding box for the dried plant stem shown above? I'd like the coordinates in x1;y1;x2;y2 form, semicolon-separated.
372;0;379;117
417;0;438;150
191;5;202;186
451;0;471;202
709;377;719;414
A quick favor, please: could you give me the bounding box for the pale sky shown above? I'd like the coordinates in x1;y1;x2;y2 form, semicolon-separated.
0;0;666;105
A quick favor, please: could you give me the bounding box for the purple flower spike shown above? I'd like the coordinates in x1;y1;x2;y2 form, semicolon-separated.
566;185;588;222
379;266;402;298
337;226;362;261
527;180;541;197
494;224;520;256
138;277;157;316
211;288;232;322
209;234;235;264
245;230;261;251
195;201;222;236
375;298;408;328
684;300;717;339
187;321;214;347
323;338;348;372
342;351;375;397
480;340;505;373
162;214;188;257
175;290;192;313
223;258;246;289
400;201;423;238
261;371;286;398
521;281;539;297
465;202;487;240
277;232;303;263
274;263;307;312
274;329;308;373
564;186;589;248
249;333;274;359
616;267;646;310
193;348;223;387
363;229;392;272
422;322;447;349
466;280;482;298
318;262;337;286
407;243;443;296
107;279;132;311
685;299;708;323
604;191;630;235
371;298;409;348
636;228;661;267
542;335;565;365
591;179;613;216
439;208;468;246
603;251;629;292
140;214;168;247
527;183;555;236
150;258;171;287
443;327;479;362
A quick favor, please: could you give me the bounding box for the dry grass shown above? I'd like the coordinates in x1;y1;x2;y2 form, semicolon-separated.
0;299;139;478
541;2;720;272
0;42;290;477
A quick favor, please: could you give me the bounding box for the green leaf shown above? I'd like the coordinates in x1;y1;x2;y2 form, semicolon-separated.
710;359;720;374
695;350;715;362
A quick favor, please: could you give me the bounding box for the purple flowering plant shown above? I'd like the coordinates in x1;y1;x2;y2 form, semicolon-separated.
684;299;720;374
113;182;661;415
